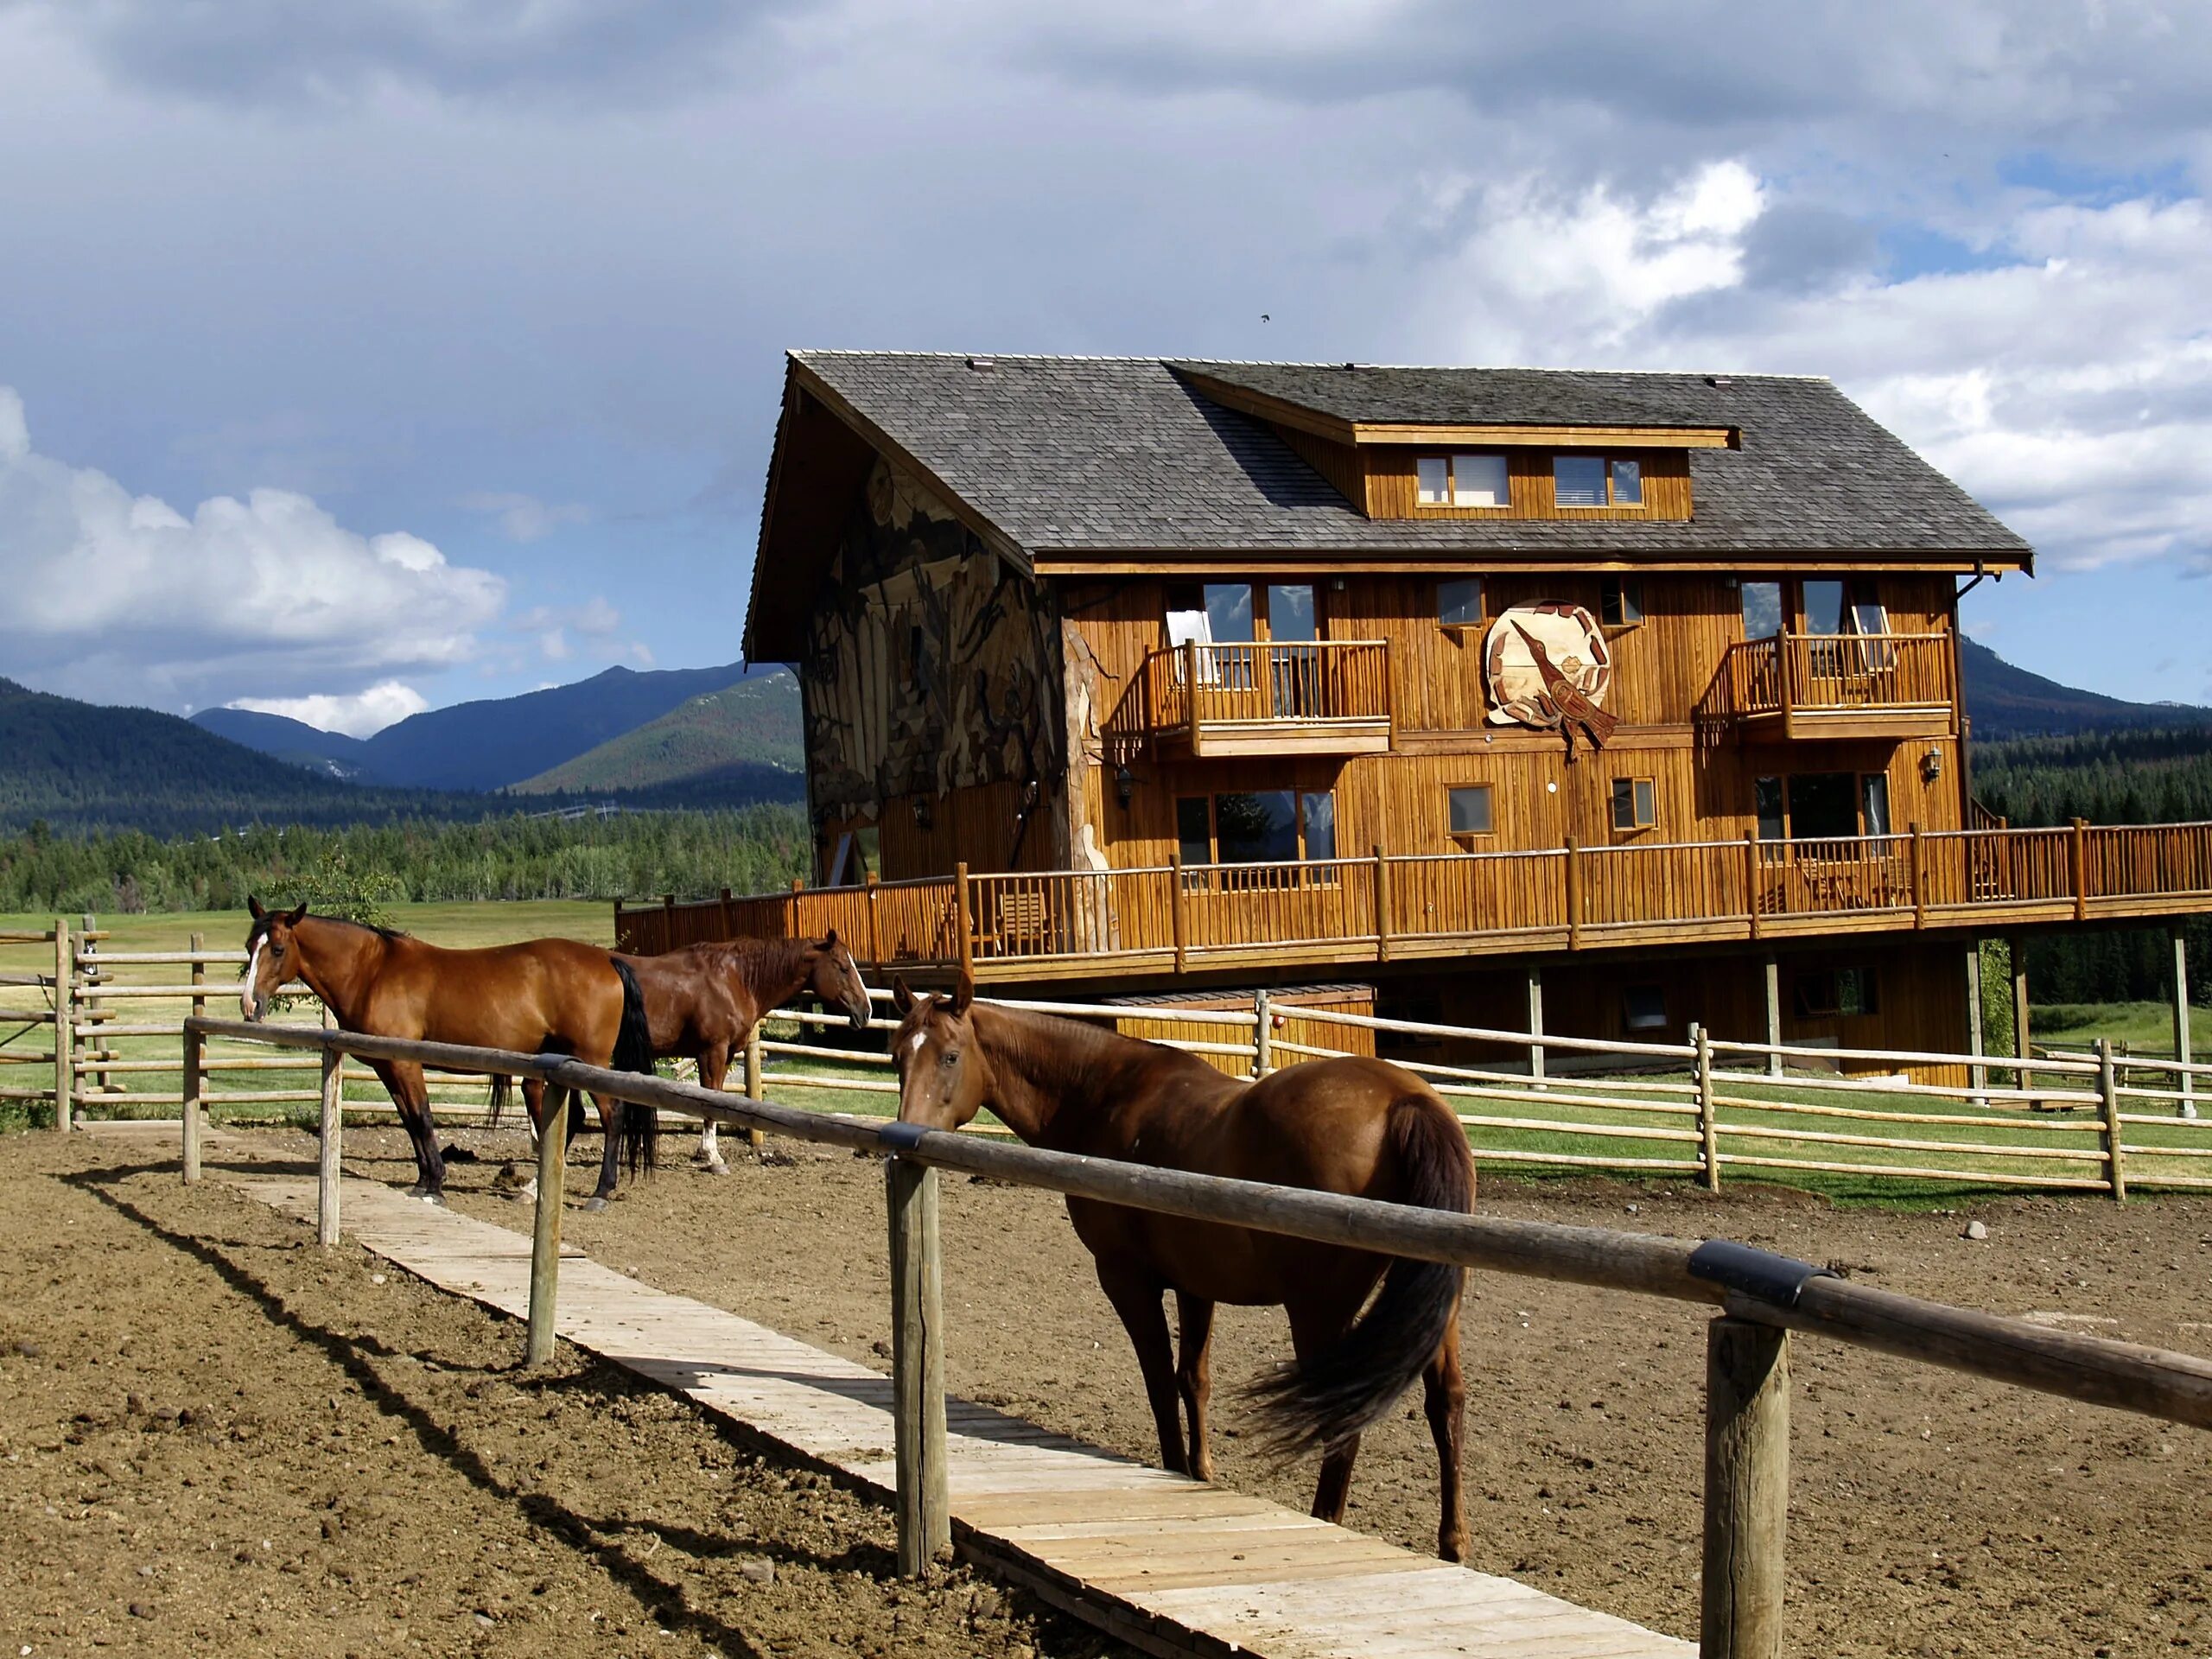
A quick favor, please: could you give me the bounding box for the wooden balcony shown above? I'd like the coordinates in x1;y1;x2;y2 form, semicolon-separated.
1702;632;1956;741
617;819;2212;983
1122;639;1392;757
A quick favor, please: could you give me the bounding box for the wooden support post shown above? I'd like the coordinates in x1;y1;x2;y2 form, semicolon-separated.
1744;832;1763;941
1964;942;1987;1109
1695;1023;1719;1193
317;1043;343;1248
743;1023;766;1154
953;862;975;981
1701;1316;1790;1659
1169;853;1189;976
1526;966;1546;1088
2010;937;2031;1092
1565;836;1583;951
1909;824;1926;928
1776;627;1796;729
81;912;108;1096
1764;956;1783;1080
2172;930;2196;1121
1372;844;1391;963
52;918;71;1133
2099;1038;2126;1204
865;871;883;971
1252;988;1272;1079
180;1020;201;1183
2071;817;2089;922
525;1085;570;1366
887;1154;950;1574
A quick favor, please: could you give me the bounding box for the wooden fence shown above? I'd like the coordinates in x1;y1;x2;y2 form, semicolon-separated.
180;1014;2212;1659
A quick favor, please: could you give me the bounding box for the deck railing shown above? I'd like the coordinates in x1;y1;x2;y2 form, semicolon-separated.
1705;631;1955;730
617;820;2212;975
1129;639;1391;746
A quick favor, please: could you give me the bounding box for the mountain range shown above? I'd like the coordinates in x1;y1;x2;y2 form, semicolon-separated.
4;637;2208;840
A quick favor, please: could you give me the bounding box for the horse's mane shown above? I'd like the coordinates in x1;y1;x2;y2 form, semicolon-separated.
245;909;410;950
974;1001;1227;1098
701;935;825;996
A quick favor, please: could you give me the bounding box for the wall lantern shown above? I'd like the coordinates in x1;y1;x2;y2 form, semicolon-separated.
1921;748;1943;783
1115;765;1135;807
911;795;934;831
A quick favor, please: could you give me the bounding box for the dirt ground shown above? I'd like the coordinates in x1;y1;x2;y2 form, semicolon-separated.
0;1129;1126;1659
7;1123;2211;1659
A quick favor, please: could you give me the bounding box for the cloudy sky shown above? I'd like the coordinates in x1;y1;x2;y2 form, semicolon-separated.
3;0;2209;734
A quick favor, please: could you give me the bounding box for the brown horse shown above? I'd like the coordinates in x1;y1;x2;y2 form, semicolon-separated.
891;976;1476;1560
618;932;872;1172
239;900;657;1207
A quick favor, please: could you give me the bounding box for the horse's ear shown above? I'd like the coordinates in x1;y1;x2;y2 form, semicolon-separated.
247;895;266;921
821;929;840;950
892;976;916;1015
949;971;974;1017
285;902;309;925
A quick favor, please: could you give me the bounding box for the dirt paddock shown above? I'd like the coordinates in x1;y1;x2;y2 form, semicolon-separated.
6;1123;2211;1657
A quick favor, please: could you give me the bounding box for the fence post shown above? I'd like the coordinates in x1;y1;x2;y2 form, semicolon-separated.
1963;942;1987;1109
2009;938;2031;1093
1763;956;1783;1080
318;1043;343;1248
1372;845;1391;963
2172;930;2196;1121
180;1019;201;1183
2098;1038;2126;1204
1700;1315;1789;1659
525;1084;571;1366
953;862;976;981
1564;836;1583;950
1253;988;1272;1079
887;1154;950;1573
52;918;71;1133
1695;1023;1719;1194
1169;853;1188;975
81;912;111;1096
743;1022;766;1155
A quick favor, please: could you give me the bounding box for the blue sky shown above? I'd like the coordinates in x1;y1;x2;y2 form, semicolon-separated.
3;1;2209;732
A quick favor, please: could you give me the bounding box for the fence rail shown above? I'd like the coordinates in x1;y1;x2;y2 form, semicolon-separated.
181;1011;2212;1657
617;819;2212;977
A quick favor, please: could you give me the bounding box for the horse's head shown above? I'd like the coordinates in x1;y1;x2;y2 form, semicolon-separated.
808;930;872;1032
239;896;309;1021
890;972;988;1132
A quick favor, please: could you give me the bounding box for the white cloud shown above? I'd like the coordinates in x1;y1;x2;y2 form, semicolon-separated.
460;490;592;543
229;679;429;737
0;385;506;708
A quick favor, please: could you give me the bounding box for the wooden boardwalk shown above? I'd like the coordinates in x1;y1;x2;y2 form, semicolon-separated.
219;1159;1692;1659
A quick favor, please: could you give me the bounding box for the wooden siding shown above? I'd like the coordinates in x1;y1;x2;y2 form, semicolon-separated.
1363;449;1694;521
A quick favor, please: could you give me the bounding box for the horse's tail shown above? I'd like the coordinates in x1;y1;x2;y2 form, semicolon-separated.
1247;1090;1474;1456
486;1072;510;1128
610;957;658;1179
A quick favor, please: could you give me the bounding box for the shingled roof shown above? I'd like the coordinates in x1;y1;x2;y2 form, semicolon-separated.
776;349;2028;564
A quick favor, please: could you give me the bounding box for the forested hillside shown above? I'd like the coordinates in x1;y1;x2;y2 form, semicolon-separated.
1973;728;2212;1007
0;805;809;916
513;672;803;794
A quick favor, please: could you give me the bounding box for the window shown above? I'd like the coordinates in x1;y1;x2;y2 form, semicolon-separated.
1177;790;1338;879
1418;454;1508;508
1175;796;1211;868
1266;583;1318;642
1300;791;1338;861
1784;772;1859;842
1802;579;1845;636
1554;454;1607;506
1622;985;1669;1032
1741;581;1783;639
1610;777;1657;832
1755;776;1786;842
1438;576;1484;627
1793;967;1878;1020
1446;785;1495;837
1600;577;1643;628
1203;582;1255;643
1452;453;1509;506
1610;458;1643;505
1860;773;1891;838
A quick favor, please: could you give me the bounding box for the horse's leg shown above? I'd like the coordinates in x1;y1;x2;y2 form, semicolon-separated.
1173;1292;1217;1483
582;1091;621;1211
509;1077;549;1203
1287;1294;1364;1523
1095;1262;1188;1475
694;1045;730;1173
1423;1317;1469;1562
368;1058;444;1204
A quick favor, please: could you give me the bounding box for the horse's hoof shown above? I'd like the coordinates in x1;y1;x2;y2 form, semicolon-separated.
510;1180;538;1204
700;1160;730;1177
582;1196;610;1213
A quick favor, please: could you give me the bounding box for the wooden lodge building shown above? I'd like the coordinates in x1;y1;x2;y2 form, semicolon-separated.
620;353;2212;1078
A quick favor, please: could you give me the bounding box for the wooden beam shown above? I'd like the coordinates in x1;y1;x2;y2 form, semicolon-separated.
1351;421;1737;448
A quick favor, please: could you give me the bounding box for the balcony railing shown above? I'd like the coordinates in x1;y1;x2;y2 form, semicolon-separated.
617;819;2212;980
1700;631;1955;741
1121;639;1392;757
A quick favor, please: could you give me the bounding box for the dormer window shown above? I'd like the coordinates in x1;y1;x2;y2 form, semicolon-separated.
1554;454;1647;508
1416;453;1510;507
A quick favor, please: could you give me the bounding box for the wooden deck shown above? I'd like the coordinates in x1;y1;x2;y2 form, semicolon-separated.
217;1157;1692;1659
